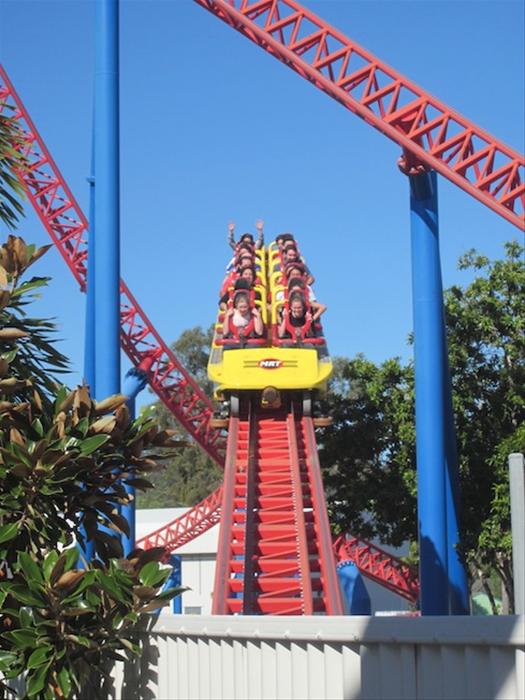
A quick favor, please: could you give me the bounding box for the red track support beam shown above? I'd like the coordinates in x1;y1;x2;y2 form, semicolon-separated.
194;0;524;229
287;412;314;614
212;414;243;614
136;486;223;551
333;535;420;604
300;412;344;614
0;65;226;467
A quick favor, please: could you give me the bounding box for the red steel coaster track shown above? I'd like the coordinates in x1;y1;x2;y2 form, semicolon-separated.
212;397;343;615
0;65;226;467
194;0;524;230
136;486;420;605
1;62;418;603
8;0;519;608
333;535;419;604
137;487;223;551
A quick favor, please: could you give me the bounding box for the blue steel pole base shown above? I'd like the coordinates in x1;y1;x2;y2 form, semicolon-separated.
120;367;148;556
78;139;97;566
153;555;182;616
443;345;470;614
410;170;449;615
337;560;371;614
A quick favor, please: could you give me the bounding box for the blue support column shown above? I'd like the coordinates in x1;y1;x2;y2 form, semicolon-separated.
94;0;120;401
443;352;470;614
84;154;96;393
409;170;448;615
337;561;371;614
79;127;96;565
153;555;182;616
168;555;182;614
121;367;148;556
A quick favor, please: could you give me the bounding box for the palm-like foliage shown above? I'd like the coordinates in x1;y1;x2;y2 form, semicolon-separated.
0;112;25;229
1;235;66;408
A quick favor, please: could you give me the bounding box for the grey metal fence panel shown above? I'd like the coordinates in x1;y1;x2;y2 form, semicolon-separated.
111;614;525;700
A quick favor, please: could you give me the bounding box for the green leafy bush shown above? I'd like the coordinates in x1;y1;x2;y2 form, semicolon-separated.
0;236;184;698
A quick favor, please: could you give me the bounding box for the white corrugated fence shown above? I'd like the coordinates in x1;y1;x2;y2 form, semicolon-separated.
110;614;524;700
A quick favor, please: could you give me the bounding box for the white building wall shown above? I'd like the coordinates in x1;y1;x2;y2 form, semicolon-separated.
179;555;216;615
136;508;219;615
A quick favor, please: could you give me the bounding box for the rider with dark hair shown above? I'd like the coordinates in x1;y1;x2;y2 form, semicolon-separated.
228;220;264;250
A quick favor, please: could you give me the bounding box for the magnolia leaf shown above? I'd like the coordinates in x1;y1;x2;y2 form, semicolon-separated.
0;327;29;340
29;244;52;264
0;289;11;310
61;606;95;617
55;570;85;594
97;571;126;602
134;547;167;568
73;384;92;416
30;417;44;438
105;511;131;537
132;585;158;600
138;561;168;587
0;650;19;672
53;386;70;415
5;628;38;648
79;434;110;455
9;462;32;478
26;646;52;670
125;478;154;490
43;550;59;582
137;598;172;613
10;276;49;298
18;552;44;584
156;585;188;600
57;667;72;697
0;264;8;287
63;634;92;648
90;415;116;434
26;661;51;697
73;416;90;437
0;521;19;544
33;388;43;412
0;376;31;394
9;427;24;446
94;394;128;415
61;571;96;603
12;236;28;267
7;584;46;607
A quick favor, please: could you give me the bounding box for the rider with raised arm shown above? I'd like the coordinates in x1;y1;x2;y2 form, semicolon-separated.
228;219;264;250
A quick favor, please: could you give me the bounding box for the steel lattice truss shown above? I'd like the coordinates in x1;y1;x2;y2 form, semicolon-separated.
0;65;227;467
137;487;223;551
194;0;524;229
334;535;419;604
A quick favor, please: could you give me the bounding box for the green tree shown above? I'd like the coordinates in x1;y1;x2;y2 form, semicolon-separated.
447;241;524;610
0;237;183;698
137;325;222;509
319;241;525;611
318;355;416;547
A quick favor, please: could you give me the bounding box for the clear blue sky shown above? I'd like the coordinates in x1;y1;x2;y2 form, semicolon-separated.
1;0;523;410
